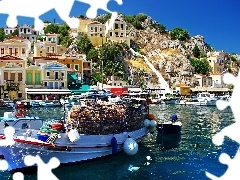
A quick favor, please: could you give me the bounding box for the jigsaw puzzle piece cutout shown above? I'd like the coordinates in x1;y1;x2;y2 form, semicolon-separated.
222;73;236;85
24;155;60;180
0;126;15;146
206;148;240;180
216;100;230;111
0;159;9;171
0;0;79;30
212;122;240;146
77;0;122;31
12;172;24;180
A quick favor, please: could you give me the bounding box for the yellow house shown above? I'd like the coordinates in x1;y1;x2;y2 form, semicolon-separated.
57;55;92;79
77;18;92;33
41;61;68;89
207;51;227;74
0;59;26;99
25;65;42;87
0;55;27;68
104;18;131;46
0;38;30;58
34;34;67;57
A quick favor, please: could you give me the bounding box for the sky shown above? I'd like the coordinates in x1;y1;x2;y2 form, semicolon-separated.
0;0;239;54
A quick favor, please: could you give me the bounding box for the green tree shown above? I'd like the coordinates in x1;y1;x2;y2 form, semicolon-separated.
44;24;59;34
192;44;201;58
156;23;166;33
132;19;143;30
95;13;111;23
43;20;51;23
0;28;6;41
87;48;99;62
58;23;72;46
124;15;136;24
78;14;85;18
76;35;93;55
11;29;18;36
136;13;147;22
170;27;190;41
189;58;210;75
200;51;207;58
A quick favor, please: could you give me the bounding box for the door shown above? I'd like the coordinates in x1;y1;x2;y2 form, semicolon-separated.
55;72;58;80
49;82;53;89
35;73;40;84
27;73;32;84
55;82;58;89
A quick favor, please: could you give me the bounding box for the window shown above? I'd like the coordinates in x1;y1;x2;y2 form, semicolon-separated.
100;34;102;37
6;30;8;34
4;72;8;80
51;47;55;53
121;24;123;29
46;72;50;76
61;82;64;87
120;33;124;37
72;60;74;62
22;48;25;54
100;28;102;31
115;23;118;29
91;34;93;36
9;48;12;55
46;47;49;53
1;48;4;54
90;27;93;30
10;73;15;80
74;64;79;71
115;32;118;36
44;82;47;86
61;72;64;77
15;48;19;56
19;63;23;67
18;73;22;81
67;64;70;68
18;93;22;98
95;27;98;32
110;32;112;36
40;51;42;53
10;30;12;33
88;63;90;66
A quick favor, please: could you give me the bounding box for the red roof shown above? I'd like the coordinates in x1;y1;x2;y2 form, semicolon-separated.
0;55;24;60
6;36;26;41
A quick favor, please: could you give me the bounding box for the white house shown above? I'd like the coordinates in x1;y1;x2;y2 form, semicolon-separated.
18;24;38;43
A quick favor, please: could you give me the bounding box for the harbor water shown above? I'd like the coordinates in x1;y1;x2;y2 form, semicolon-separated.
0;104;237;180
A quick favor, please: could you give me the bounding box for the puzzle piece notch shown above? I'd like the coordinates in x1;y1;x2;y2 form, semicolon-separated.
0;0;123;31
0;126;15;146
24;155;60;180
0;159;8;171
12;172;24;180
216;71;240;121
206;148;240;179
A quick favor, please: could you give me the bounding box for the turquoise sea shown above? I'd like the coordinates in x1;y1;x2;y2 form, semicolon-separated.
0;105;237;180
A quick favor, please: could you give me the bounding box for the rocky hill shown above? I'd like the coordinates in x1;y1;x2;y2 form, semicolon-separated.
107;13;216;88
73;13;238;88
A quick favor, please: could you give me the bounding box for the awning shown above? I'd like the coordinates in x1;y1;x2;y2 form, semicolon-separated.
25;88;72;94
27;91;72;94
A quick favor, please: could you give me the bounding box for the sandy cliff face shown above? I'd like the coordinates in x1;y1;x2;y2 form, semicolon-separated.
125;27;211;88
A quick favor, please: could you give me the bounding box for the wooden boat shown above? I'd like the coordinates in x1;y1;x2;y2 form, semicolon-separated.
0;99;157;173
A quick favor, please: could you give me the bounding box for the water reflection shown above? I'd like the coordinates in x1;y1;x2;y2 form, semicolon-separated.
156;132;181;151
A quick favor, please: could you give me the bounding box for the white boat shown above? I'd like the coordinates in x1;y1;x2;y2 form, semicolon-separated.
178;92;217;106
0;100;156;173
163;98;180;105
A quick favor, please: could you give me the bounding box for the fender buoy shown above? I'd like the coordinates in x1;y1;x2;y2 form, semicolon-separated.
144;119;150;127
123;136;138;155
111;137;118;155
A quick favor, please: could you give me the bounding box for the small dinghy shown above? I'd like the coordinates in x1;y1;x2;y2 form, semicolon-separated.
157;114;182;135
